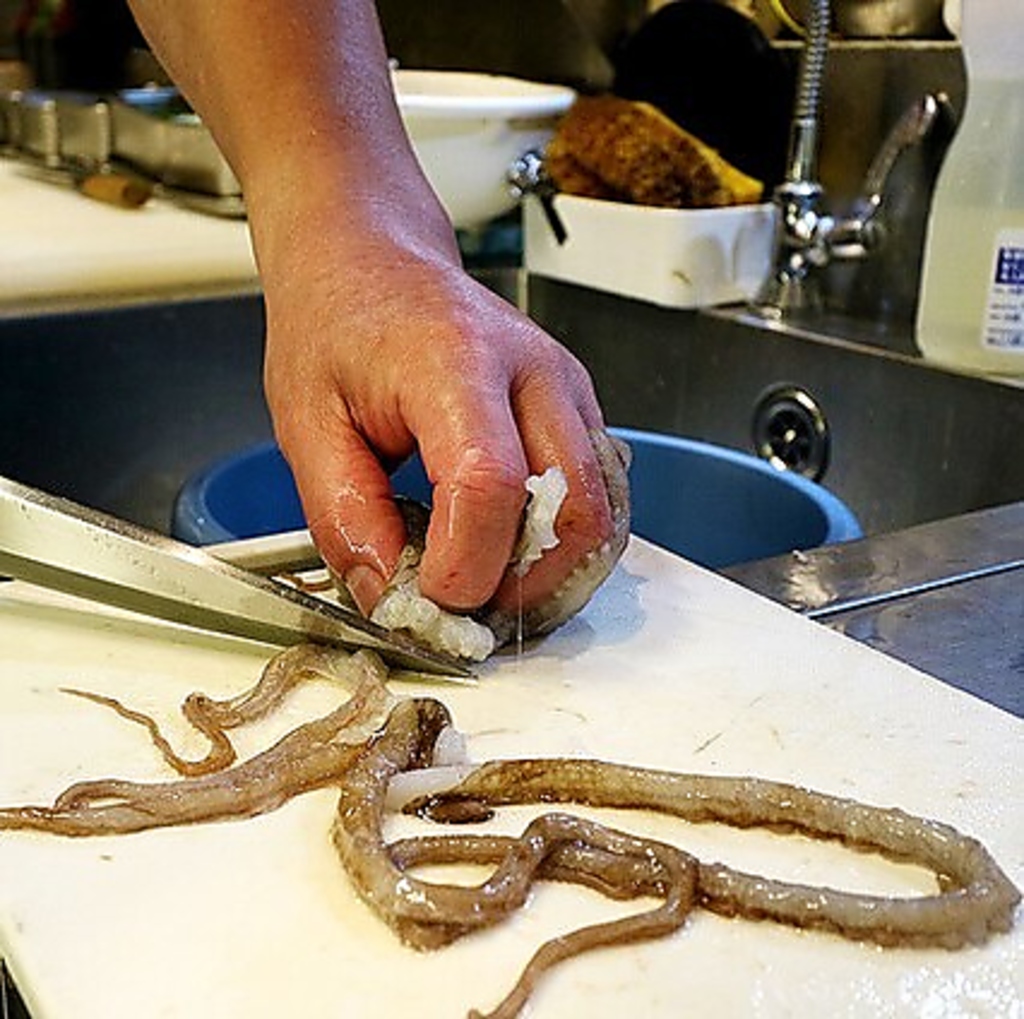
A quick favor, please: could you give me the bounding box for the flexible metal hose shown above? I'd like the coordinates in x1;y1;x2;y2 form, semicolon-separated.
785;0;831;183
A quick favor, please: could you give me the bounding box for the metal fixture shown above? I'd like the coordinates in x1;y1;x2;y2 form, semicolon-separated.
508;149;568;244
1;87;244;216
753;0;831;315
753;0;946;317
824;93;945;259
751;384;830;481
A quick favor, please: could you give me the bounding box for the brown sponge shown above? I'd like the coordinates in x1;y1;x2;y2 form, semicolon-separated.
546;95;764;209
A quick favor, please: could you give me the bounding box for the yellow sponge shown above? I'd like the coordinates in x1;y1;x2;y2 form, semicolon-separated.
546;94;763;208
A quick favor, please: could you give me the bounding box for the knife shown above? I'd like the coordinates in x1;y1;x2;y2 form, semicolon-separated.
0;475;472;678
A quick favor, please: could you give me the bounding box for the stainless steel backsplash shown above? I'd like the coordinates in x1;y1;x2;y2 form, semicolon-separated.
803;40;965;328
378;3;965;329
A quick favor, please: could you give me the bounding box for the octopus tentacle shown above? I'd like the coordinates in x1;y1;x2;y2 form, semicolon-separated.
387;821;698;1019
64;644;362;777
0;645;1019;1019
405;757;1021;949
388;833;671;900
0;650;394;836
332;702;699;1017
334;714;696;948
59;686;237;778
467;815;696;1019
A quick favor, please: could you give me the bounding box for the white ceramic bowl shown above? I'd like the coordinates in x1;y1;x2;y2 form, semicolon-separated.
394;69;575;230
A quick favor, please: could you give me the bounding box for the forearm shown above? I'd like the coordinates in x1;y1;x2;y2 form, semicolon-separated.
126;1;449;246
126;2;614;620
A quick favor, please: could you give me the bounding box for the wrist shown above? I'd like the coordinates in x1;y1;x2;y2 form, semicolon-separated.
245;139;461;290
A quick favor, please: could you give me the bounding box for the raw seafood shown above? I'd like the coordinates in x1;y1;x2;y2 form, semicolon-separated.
335;699;1019;1015
481;427;631;646
0;645;394;835
401;757;1022;950
369;543;499;662
355;428;632;658
0;647;1019;1018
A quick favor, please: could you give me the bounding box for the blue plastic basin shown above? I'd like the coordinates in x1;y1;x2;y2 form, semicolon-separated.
172;427;861;569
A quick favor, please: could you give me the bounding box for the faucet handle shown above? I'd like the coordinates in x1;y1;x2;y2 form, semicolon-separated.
863;93;946;203
830;93;947;259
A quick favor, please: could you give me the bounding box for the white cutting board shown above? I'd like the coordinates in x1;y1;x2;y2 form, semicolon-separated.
0;160;257;306
0;539;1021;1018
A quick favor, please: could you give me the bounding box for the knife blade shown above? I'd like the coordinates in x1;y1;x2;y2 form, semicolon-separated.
0;475;473;678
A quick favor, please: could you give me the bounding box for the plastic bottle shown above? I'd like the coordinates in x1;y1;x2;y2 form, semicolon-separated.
915;0;1024;377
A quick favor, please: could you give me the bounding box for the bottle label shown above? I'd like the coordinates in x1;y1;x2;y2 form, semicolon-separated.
984;231;1024;351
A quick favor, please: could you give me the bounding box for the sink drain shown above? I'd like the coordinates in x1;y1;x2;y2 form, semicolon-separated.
752;386;830;481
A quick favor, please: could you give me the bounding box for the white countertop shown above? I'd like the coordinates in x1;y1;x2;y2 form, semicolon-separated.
0;538;1021;1017
0;159;258;309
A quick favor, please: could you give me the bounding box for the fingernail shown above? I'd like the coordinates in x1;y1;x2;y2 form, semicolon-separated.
342;564;387;616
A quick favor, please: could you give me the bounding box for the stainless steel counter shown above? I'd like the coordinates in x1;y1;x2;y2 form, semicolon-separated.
725;501;1024;718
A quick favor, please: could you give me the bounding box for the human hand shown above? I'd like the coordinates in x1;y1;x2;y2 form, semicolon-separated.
258;198;614;618
259;204;617;619
124;0;619;622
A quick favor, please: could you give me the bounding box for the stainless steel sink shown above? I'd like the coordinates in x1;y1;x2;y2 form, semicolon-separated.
527;276;1024;536
0;293;273;532
1;281;1022;541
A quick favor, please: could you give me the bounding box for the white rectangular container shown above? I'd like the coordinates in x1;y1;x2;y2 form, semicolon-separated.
524;193;776;308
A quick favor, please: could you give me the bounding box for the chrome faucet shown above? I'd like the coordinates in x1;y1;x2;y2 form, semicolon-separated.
753;0;945;318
